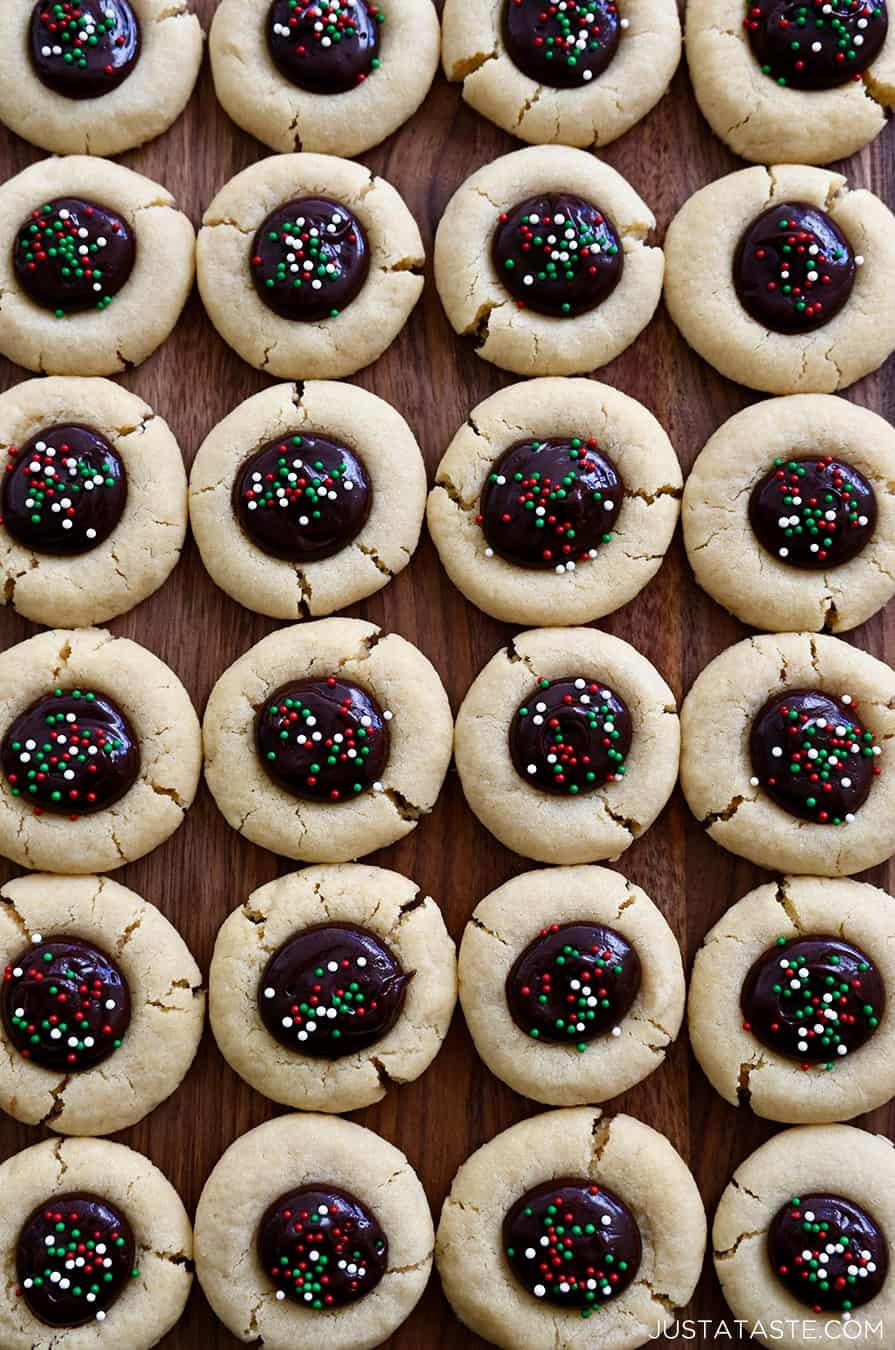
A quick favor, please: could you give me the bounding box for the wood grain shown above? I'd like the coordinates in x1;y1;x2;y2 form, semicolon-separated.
1;3;894;1345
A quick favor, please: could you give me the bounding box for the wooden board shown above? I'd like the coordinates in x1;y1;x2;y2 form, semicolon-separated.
1;3;894;1344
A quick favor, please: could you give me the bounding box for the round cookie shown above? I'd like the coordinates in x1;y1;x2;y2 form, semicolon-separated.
0;1135;192;1347
714;1125;895;1347
664;163;895;395
454;627;679;864
680;632;895;876
0;872;204;1135
189;381;425;620
436;1107;706;1350
197;153;424;379
209;0;439;157
433;145;664;377
442;0;681;149
0;1;203;157
202;617;453;862
209;863;456;1112
459;865;684;1106
194;1113;433;1350
0;377;187;628
683;395;895;634
427;377;681;626
686;0;895;166
690;876;895;1126
0;155;195;377
0;626;201;874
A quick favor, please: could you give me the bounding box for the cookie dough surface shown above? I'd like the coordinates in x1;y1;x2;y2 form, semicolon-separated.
459;866;684;1106
210;0;439;157
0;627;201;874
202;618;453;862
714;1125;895;1348
427;377;681;625
194;1113;433;1350
683;395;895;633
434;145;663;377
690;876;895;1125
0;377;187;628
436;1107;706;1350
0;1136;193;1350
686;0;895;165
664;164;895;395
0;872;204;1134
0;1;203;157
210;863;456;1112
680;632;895;876
442;0;680;149
454;627;679;864
189;381;425;619
0;156;195;377
197;153;424;379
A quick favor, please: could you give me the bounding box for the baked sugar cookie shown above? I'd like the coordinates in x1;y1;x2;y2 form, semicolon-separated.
209;863;456;1112
197;154;424;379
0;872;204;1135
203;618;453;861
680;632;895;876
0;626;201;874
714;1125;895;1348
0;1136;192;1347
459;865;684;1106
442;0;680;149
454;627;679;864
194;1114;432;1350
0;156;194;377
0;1;203;157
436;1108;705;1350
684;395;895;633
427;378;681;625
210;0;439;157
687;0;895;166
664;164;895;395
434;145;663;376
189;381;425;619
0;377;187;628
690;876;895;1125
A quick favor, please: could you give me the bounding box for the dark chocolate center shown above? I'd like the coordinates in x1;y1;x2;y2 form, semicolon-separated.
741;935;884;1070
492;193;623;318
502;0;622;86
251;197;369;322
2;935;130;1071
255;677;389;802
257;1185;387;1309
745;0;888;90
2;425;127;556
749;455;876;568
768;1193;888;1311
503;1178;642;1311
510;676;632;795
749;688;878;824
506;921;641;1048
16;1191;137;1327
478;437;622;569
734;201;856;334
258;921;411;1057
29;0;141;100
266;0;382;93
14;197;136;317
233;432;371;561
1;689;140;816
